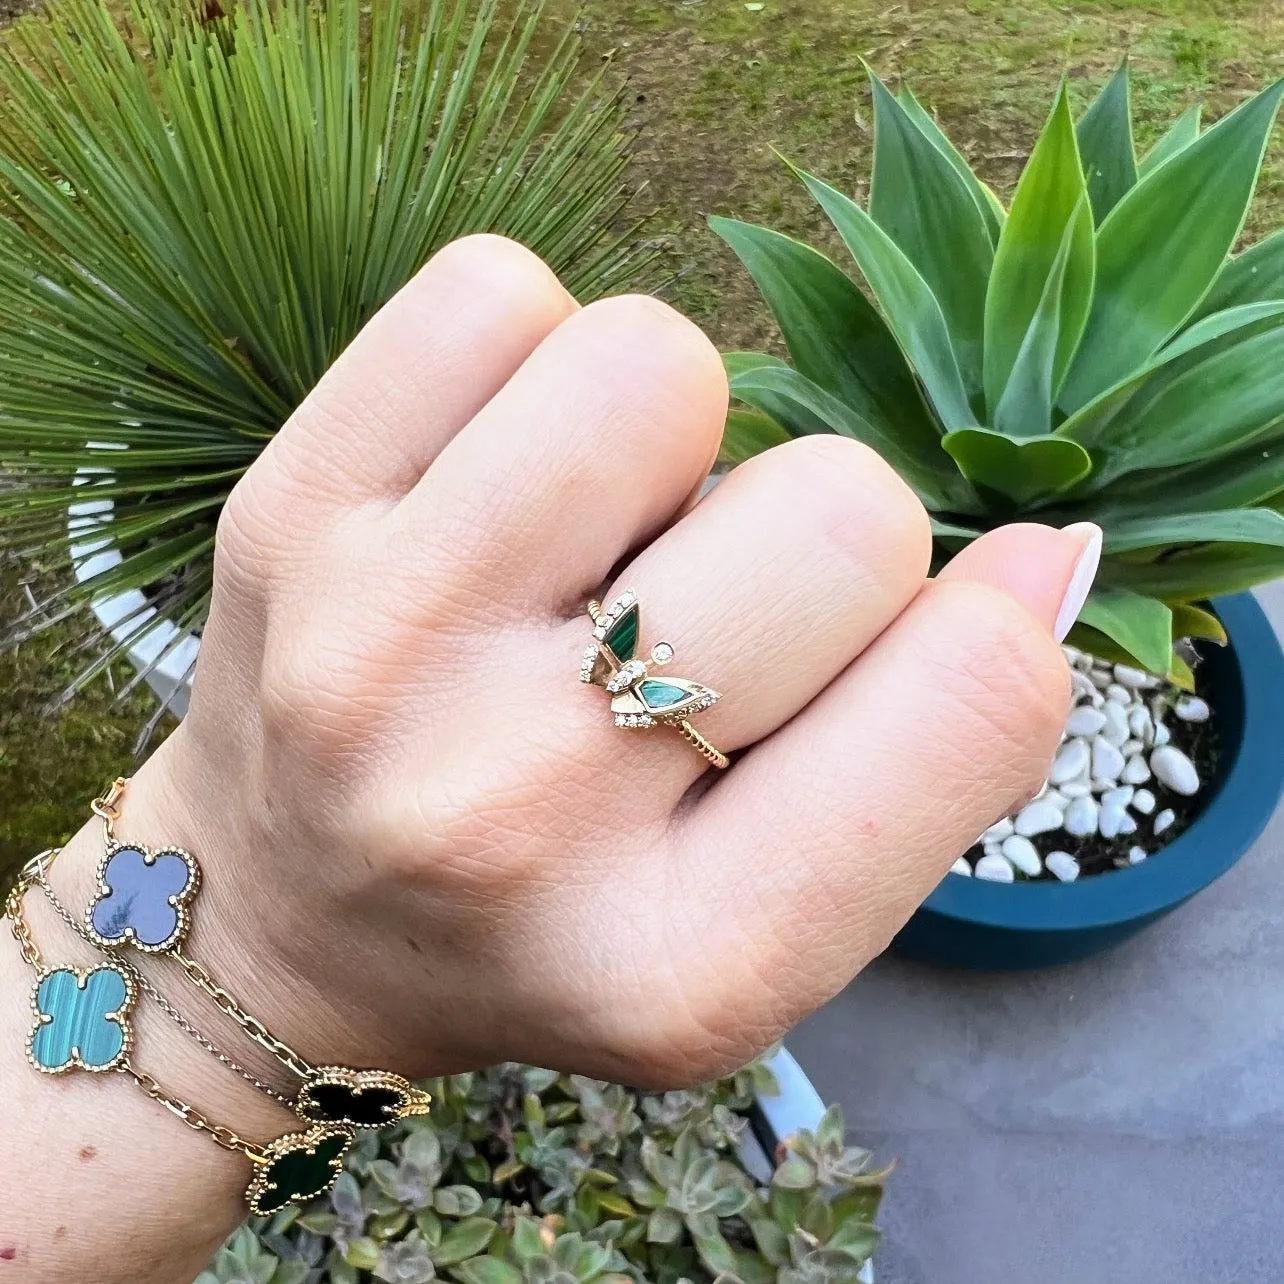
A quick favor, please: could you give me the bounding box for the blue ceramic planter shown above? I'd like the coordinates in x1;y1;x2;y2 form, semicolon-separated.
893;592;1284;970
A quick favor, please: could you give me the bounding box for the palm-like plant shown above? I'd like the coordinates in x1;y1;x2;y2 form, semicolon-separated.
0;0;652;709
714;65;1284;681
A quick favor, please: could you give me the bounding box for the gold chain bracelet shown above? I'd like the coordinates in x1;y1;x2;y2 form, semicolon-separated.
4;779;435;1214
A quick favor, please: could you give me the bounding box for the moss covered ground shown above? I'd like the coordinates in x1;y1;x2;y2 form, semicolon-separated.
3;0;1284;887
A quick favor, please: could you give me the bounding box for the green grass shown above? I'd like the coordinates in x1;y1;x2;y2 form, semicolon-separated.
4;0;1284;877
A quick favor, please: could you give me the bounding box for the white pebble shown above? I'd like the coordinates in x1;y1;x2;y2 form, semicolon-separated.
1002;835;1042;876
1127;846;1148;866
1061;645;1081;665
951;856;973;877
1092;737;1125;782
1045;850;1080;882
1064;796;1099;837
1128;707;1154;742
1065;706;1107;737
1090;668;1112;689
1101;701;1130;746
1114;664;1156;689
1106;683;1133;705
1099;802;1137;839
1174;695;1210;723
1153;721;1171;746
1151;745;1200;796
1060;779;1092;799
1102;785;1135;809
1071;671;1099;702
1154;808;1176;836
982;817;1015;843
1122;755;1151;785
1133;788;1156;815
983;840;1002;860
1050;738;1091;784
975;853;1016;882
1014;800;1065;837
1120;738;1144;757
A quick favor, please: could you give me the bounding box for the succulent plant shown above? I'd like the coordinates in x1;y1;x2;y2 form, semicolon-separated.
713;64;1284;681
198;1060;883;1284
0;0;653;720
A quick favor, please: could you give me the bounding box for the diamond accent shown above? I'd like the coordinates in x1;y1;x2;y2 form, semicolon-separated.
606;659;647;694
651;642;674;664
614;713;655;729
579;642;601;683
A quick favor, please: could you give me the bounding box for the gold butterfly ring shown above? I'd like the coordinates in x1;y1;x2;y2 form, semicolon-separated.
579;590;729;769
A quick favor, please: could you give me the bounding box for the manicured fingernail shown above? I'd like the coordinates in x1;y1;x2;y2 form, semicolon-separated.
1053;522;1102;642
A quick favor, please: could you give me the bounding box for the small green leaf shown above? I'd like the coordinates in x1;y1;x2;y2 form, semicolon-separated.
796;169;977;430
868;69;993;397
693;1231;740;1278
1076;62;1137;224
1060;79;1284;412
1076;588;1173;674
897;85;1004;243
1170;603;1228;645
1137;104;1201;177
828;1220;881;1263
709;216;942;451
984;83;1095;415
646;1207;683;1245
344;1238;382;1272
941;428;1093;504
772;1154;819;1190
434;1218;498;1267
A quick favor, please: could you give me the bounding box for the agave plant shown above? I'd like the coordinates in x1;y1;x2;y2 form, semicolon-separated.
0;0;651;712
713;64;1284;681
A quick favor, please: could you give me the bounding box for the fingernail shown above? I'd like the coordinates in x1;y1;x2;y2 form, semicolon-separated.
1053;522;1102;642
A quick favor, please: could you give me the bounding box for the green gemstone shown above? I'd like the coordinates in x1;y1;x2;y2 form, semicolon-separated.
254;1133;349;1214
604;604;639;662
638;679;691;710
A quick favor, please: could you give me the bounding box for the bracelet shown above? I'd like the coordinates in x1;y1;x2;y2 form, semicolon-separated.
4;779;433;1215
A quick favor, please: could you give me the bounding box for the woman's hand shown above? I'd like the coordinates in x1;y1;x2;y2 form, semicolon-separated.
70;238;1088;1083
4;235;1097;1282
79;234;1090;1087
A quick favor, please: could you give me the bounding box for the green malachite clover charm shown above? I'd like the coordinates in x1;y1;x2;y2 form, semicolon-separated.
247;1126;355;1216
29;964;136;1074
579;590;728;769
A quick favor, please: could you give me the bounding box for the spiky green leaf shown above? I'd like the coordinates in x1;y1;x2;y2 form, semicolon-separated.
868;71;993;397
1137;104;1201;177
1198;230;1284;317
708;216;940;451
941;428;1092;505
1060;79;1284;412
1076;63;1137;224
798;170;976;430
1076;588;1174;675
983;84;1095;415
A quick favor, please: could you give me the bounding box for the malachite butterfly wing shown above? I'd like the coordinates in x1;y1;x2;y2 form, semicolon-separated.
29;965;135;1074
601;600;640;666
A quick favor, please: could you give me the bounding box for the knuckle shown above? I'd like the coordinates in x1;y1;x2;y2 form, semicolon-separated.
424;233;572;316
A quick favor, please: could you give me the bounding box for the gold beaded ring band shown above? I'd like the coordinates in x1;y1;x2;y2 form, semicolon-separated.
579;589;729;770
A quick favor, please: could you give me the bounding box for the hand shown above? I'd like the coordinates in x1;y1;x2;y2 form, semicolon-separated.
80;235;1091;1087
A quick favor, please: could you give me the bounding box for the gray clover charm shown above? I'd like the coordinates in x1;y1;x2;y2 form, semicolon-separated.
86;842;201;953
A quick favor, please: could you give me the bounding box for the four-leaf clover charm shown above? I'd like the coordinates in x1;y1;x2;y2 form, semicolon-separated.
246;1126;355;1215
86;842;201;953
29;964;136;1074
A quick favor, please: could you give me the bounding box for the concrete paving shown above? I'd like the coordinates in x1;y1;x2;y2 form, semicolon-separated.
787;581;1284;1284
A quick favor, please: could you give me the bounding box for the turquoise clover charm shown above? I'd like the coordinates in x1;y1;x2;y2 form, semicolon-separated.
86;840;201;954
29;964;136;1074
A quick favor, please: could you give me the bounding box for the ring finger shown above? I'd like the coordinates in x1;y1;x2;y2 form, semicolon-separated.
569;434;932;783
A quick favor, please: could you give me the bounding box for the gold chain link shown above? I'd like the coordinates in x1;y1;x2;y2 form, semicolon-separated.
6;868;269;1166
170;950;315;1081
95;778;316;1084
121;1063;268;1163
32;867;296;1106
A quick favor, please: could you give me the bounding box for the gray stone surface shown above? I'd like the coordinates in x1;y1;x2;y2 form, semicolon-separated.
788;582;1284;1283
